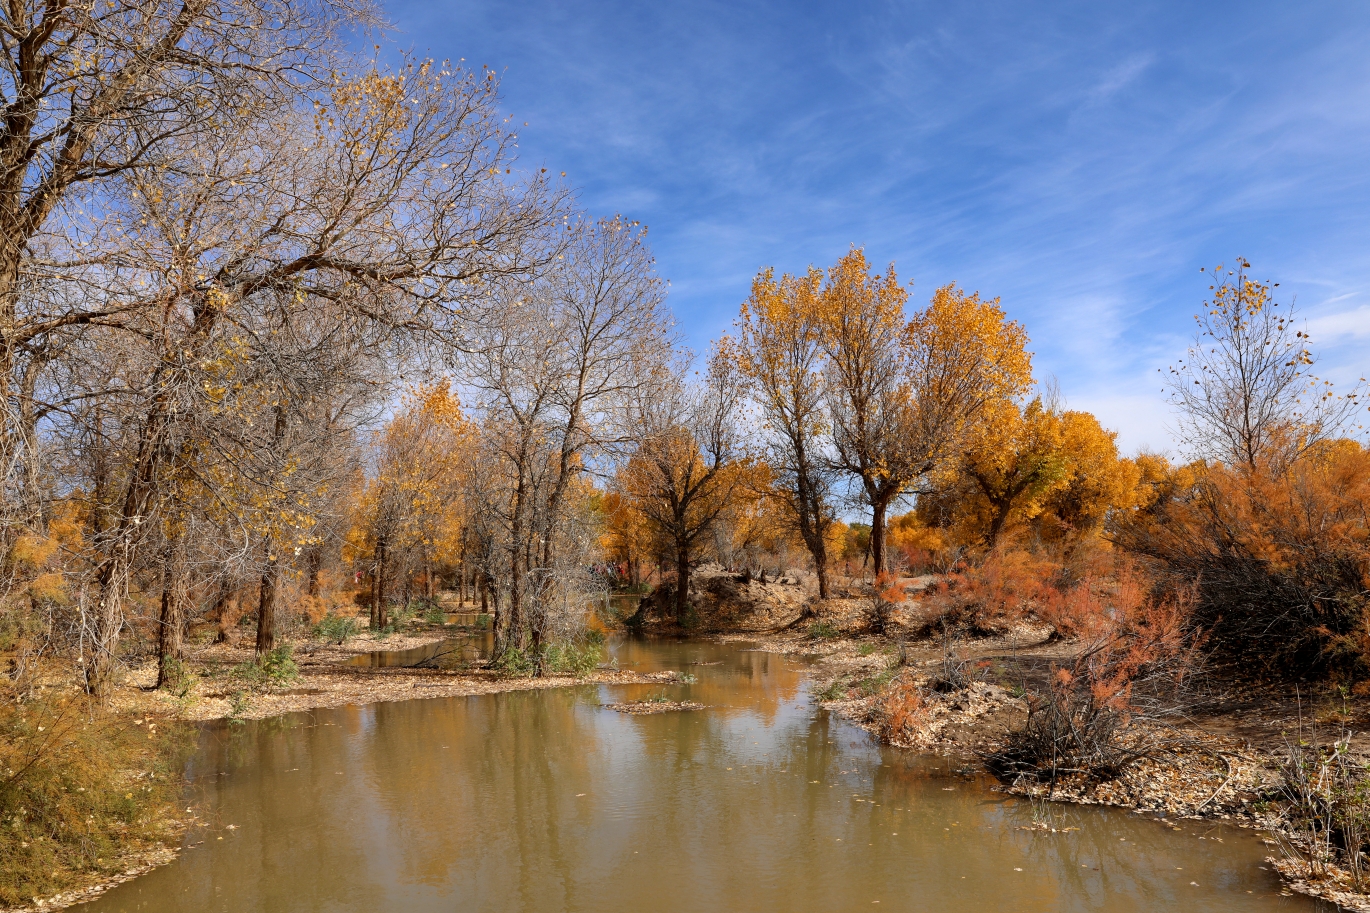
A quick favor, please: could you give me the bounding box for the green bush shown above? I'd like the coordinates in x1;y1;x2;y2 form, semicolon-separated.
157;655;196;698
260;645;298;684
816;677;850;701
541;640;604;678
232;645;299;691
855;667;898;697
313;613;357;645
807;621;840;640
423;602;446;625
491;647;536;678
392;600;423;626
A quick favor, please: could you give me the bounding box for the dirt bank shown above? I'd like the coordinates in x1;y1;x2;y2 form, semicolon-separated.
115;631;685;723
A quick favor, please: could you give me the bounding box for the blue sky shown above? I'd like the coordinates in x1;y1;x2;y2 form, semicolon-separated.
383;0;1370;455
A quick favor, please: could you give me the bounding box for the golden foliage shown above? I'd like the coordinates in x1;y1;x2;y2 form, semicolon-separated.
1113;437;1370;673
921;398;1139;550
903;284;1034;442
347;382;474;586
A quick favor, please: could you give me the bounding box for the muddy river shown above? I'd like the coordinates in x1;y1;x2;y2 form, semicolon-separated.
78;639;1320;911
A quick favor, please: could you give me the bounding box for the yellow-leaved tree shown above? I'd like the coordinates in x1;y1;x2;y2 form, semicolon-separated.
820;258;1035;573
818;249;914;576
736;265;837;595
922;399;1137;549
614;348;746;621
348;384;473;631
902;284;1034;462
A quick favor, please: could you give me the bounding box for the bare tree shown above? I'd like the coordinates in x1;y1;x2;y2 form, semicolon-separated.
0;0;365;471
48;57;564;697
1167;259;1366;470
460;216;669;656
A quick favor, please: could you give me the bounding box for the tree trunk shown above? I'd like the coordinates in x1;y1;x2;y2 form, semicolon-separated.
507;528;525;651
84;390;173;700
674;541;691;623
306;550;321;597
458;543;467;606
530;615;545;676
86;537;134;702
488;577;502;652
986;499;1011;548
212;585;233;644
799;503;831;598
794;455;831;598
870;498;889;576
155;539;186;689
255;554;279;655
374;542;389;631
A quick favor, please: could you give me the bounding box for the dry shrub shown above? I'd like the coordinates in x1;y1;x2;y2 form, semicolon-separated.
1275;732;1370;889
1031;577;1105;640
922;549;1058;636
990;584;1202;782
924;547;1176;651
1115;440;1370;677
295;567;350;625
870;678;928;744
215;591;246;643
929;629;989;692
866;572;906;634
1032;558;1154;640
0;691;192;906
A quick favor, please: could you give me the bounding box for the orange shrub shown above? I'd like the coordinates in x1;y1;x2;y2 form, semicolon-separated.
991;582;1203;781
923;549;1057;635
1114;440;1370;676
871;678;927;745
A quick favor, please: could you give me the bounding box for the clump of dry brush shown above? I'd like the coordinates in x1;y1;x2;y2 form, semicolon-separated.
1271;731;1370;891
985;569;1206;783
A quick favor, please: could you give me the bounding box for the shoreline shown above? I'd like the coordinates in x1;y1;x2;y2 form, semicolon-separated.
13;622;1367;913
3;630;684;913
727;624;1370;912
116;629;687;723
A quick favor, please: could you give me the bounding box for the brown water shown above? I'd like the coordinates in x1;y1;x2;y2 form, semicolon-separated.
79;639;1322;912
442;613;493;629
343;633;493;669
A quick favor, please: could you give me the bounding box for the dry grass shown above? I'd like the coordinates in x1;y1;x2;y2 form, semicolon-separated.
0;690;193;908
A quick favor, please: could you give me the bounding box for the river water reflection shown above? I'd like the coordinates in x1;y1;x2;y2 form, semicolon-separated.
79;638;1322;912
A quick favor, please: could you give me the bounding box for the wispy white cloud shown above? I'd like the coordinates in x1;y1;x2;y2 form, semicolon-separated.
1306;305;1370;341
1086;54;1154;104
389;0;1370;453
